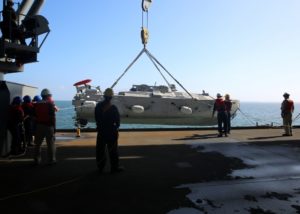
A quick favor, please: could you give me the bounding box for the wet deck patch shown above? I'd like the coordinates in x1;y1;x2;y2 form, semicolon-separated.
261;192;293;201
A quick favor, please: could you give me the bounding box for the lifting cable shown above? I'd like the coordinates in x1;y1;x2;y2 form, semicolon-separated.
111;0;195;99
110;49;145;89
145;49;195;99
144;49;172;90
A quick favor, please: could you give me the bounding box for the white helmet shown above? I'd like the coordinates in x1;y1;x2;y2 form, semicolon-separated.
41;88;52;97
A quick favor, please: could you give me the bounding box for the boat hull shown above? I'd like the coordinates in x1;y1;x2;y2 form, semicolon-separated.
73;95;240;126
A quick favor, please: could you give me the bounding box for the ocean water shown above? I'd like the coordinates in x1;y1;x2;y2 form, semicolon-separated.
55;101;300;129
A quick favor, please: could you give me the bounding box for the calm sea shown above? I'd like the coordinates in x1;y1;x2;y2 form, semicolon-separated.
55;101;300;129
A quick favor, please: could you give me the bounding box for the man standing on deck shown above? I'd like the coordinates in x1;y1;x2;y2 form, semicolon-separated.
33;89;56;165
224;94;232;134
212;93;228;137
2;0;26;45
95;88;123;173
281;92;294;136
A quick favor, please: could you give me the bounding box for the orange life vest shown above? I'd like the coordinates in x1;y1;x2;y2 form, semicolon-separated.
215;98;226;112
286;100;294;112
34;101;55;126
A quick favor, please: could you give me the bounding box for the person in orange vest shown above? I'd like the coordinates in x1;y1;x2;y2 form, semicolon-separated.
224;94;232;134
22;95;34;147
33;89;56;165
212;93;228;137
8;96;25;156
281;92;294;136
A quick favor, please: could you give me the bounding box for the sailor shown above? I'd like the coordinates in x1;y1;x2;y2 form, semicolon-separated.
8;96;25;156
33;89;56;165
95;88;123;173
281;92;294;136
224;94;232;134
22;95;34;147
31;95;42;138
1;0;26;45
32;95;42;103
212;93;228;137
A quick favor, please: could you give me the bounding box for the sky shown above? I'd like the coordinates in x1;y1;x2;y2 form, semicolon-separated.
4;0;300;102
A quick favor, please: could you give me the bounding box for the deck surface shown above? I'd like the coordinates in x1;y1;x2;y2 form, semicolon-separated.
1;128;300;214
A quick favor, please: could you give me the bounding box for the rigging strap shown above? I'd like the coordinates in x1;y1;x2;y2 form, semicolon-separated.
144;50;172;89
111;47;195;99
111;48;145;89
144;49;194;99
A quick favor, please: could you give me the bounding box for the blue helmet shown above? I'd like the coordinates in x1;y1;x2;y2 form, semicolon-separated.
12;96;22;105
23;95;32;103
33;95;42;102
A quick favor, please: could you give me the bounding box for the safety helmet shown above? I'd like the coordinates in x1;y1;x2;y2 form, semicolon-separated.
216;93;222;98
33;95;42;102
41;88;52;97
283;92;290;98
7;0;14;5
23;95;32;103
12;96;22;105
104;88;114;97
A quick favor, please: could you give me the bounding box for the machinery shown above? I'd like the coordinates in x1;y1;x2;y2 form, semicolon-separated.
0;0;50;155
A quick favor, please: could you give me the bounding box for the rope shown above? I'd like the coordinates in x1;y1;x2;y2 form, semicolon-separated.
293;113;300;122
237;108;286;127
237;108;257;126
0;175;84;201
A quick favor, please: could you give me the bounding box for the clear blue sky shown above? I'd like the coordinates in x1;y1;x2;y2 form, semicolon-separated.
4;0;300;102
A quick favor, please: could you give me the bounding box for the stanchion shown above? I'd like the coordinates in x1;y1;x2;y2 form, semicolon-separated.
76;127;81;138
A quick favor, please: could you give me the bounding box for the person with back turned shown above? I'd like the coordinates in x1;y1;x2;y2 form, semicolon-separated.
1;0;26;45
224;94;232;134
8;96;25;156
22;95;34;147
212;93;228;137
95;88;123;173
281;92;294;136
33;89;56;165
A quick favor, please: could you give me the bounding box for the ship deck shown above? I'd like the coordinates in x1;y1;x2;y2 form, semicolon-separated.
1;128;300;213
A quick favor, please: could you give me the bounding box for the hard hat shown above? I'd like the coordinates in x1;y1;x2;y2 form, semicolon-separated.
41;88;52;97
104;88;114;97
33;95;42;102
7;0;14;5
23;95;32;103
216;93;222;98
12;96;22;105
283;92;290;97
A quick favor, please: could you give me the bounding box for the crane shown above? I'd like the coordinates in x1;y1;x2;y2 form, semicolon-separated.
0;0;50;156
